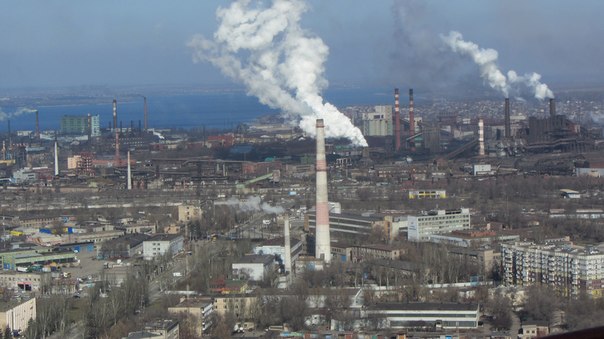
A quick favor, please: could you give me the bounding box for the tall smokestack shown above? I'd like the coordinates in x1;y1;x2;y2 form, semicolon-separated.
113;100;120;166
143;96;148;132
504;98;511;139
315;119;331;263
54;141;59;176
7;119;11;154
394;88;401;152
284;216;292;274
35;110;40;140
478;118;485;156
87;113;92;140
127;151;132;190
112;99;117;131
549;98;556;117
409;89;415;146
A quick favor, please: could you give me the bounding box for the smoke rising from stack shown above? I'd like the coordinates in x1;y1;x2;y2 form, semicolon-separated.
441;31;554;100
187;0;367;147
0;107;37;122
221;196;285;214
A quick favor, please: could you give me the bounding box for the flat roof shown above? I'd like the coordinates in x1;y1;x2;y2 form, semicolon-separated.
233;254;274;265
371;302;478;311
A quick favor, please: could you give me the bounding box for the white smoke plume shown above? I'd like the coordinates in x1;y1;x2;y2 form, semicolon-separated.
219;196;285;215
187;0;367;147
441;31;554;100
0;107;37;122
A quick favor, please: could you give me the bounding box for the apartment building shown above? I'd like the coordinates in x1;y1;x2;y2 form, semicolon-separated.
407;208;471;242
501;241;604;297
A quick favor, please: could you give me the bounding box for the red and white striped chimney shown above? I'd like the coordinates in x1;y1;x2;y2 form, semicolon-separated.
315;119;331;263
394;88;401;152
478;118;485;156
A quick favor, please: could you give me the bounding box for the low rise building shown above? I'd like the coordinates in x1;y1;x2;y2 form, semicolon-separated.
0;297;36;334
142;234;184;260
232;255;274;281
407;208;471;242
0;272;50;292
124;320;179;339
363;302;480;330
168;298;214;336
252;237;303;269
306;212;384;239
408;189;447;199
177;205;202;223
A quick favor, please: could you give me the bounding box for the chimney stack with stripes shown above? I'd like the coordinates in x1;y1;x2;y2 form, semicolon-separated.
478;118;485;156
409;89;415;147
315;119;331;263
394;88;401;152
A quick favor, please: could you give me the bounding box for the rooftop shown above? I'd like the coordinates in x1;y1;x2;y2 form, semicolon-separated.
370;302;478;311
233;254;274;265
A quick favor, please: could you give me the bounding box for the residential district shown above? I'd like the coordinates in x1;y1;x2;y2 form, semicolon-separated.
0;89;604;339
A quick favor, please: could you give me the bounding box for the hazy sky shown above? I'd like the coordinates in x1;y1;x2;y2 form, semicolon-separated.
2;0;604;93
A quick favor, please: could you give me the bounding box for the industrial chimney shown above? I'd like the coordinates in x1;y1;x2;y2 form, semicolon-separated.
87;113;92;140
127;151;132;190
35;110;40;140
284;216;292;274
409;89;415;146
478;118;485;156
315;119;331;263
112;99;118;131
549;98;556;117
113;100;120;166
54;141;59;176
394;88;401;152
504;98;511;139
143;96;148;132
7;119;11;155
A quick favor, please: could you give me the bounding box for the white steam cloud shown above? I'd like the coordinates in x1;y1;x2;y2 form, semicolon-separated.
219;196;285;215
441;31;554;100
187;0;367;146
0;107;37;122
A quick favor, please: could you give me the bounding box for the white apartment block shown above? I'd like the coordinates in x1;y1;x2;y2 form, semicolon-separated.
143;234;184;260
407;208;471;242
0;298;36;334
502;241;604;297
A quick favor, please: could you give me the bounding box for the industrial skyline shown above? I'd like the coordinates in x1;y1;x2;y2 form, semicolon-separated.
1;0;604;93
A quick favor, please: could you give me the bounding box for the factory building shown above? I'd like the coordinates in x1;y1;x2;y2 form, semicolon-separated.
407;208;471;242
60;114;100;137
362;303;480;330
408;189;447;199
306;212;384;239
501;241;604;297
362;105;393;137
